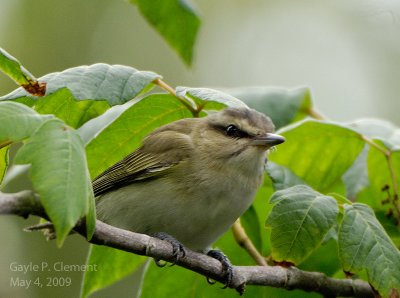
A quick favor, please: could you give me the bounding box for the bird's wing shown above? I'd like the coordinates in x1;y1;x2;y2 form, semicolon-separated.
92;123;195;197
92;149;178;197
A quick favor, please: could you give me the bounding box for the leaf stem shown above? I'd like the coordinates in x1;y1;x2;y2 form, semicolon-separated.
306;107;325;120
153;78;197;115
361;135;390;156
232;219;267;266
153;78;176;96
0;140;12;150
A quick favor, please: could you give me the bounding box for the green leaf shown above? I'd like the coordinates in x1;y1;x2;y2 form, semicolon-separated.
0;101;50;143
297;238;341;277
0;47;45;96
228;86;313;129
0;47;34;84
338;203;400;296
176;87;248;111
78;101;134;144
33;88;110;128
85;182;96;240
14;119;95;246
0;146;9;184
1;63;160;106
328;193;352;206
341;145;369;199
81;245;145;298
131;0;200;66
266;185;338;265
86;94;193;178
376;210;400;248
348;118;400;150
358;143;400;211
348;120;400;216
270;120;365;192
266;161;308;191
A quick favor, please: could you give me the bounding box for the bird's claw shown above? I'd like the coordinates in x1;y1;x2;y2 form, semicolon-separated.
206;277;217;285
152;232;186;266
207;249;234;290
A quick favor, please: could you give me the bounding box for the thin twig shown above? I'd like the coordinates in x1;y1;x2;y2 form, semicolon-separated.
232;219;267;266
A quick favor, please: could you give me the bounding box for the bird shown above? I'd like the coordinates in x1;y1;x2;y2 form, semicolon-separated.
93;107;285;254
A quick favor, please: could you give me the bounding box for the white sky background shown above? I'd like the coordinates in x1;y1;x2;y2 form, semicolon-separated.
192;0;400;123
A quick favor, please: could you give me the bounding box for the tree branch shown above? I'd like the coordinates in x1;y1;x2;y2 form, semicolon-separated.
0;190;44;218
0;190;374;297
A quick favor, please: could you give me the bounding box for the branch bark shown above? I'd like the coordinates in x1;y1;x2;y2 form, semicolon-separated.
0;190;374;297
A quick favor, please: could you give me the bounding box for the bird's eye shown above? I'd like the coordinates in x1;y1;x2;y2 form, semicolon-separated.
225;125;248;138
226;125;238;136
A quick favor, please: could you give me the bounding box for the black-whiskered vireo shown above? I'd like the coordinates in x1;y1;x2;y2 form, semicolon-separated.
94;107;285;252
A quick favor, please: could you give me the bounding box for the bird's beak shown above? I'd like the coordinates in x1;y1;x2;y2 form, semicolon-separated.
251;133;285;147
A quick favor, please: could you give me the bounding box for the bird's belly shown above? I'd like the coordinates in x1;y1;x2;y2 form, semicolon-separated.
96;178;257;251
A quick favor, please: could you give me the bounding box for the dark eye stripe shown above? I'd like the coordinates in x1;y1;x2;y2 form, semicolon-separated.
225;124;249;138
209;123;250;139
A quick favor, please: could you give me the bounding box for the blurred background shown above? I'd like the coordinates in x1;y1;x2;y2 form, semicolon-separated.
1;0;399;297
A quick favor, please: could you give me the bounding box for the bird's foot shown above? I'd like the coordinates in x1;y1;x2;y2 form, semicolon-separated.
206;250;236;290
152;232;186;266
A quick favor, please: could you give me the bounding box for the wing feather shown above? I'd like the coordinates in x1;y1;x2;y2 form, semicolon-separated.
92;121;196;197
92;150;177;196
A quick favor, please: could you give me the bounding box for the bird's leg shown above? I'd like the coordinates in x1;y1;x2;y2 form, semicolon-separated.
152;232;187;266
206;249;240;293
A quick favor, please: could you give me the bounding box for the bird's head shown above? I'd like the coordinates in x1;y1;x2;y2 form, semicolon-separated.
194;107;285;173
